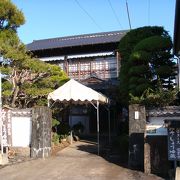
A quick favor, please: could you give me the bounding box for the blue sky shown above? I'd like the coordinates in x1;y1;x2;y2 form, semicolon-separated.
12;0;176;44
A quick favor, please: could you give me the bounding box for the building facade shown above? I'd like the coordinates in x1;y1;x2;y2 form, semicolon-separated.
27;30;127;135
27;30;127;87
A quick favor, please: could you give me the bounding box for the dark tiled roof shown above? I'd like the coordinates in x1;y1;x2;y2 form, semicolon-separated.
147;106;180;117
27;30;127;51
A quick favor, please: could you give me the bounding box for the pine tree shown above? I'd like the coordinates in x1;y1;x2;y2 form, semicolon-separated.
118;26;176;106
0;0;68;108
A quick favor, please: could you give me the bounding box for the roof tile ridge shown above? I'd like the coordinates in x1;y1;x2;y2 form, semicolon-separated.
30;30;128;43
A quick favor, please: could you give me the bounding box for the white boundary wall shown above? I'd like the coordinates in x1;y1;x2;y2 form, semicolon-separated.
12;116;32;147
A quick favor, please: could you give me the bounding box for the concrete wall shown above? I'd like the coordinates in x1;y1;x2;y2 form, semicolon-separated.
129;104;146;170
146;107;180;177
31;107;52;158
176;167;180;180
2;107;52;158
129;105;180;178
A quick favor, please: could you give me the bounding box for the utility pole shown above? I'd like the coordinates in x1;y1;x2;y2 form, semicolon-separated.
126;0;132;30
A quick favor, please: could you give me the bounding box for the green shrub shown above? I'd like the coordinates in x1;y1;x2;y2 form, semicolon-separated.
52;132;60;145
72;122;84;134
59;123;70;135
52;118;60;127
59;134;68;142
130;87;177;107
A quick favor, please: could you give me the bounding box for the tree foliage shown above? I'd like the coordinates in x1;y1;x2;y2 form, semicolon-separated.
0;0;68;108
0;0;25;31
118;26;176;106
129;87;177;108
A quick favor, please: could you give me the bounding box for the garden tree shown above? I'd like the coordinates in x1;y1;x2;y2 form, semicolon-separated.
0;0;68;108
118;26;176;106
0;0;25;31
1;53;68;108
129;35;175;95
129;86;177;107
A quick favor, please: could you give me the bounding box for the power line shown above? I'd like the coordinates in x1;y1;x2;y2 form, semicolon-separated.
74;0;103;31
148;0;150;25
126;0;132;30
107;0;123;29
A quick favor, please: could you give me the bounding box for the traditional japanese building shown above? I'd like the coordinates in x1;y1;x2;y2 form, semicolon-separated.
27;30;127;135
27;30;127;90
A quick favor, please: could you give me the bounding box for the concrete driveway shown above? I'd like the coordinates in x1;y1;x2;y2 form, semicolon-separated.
0;141;164;180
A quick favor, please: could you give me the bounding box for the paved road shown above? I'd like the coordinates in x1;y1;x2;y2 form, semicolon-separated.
0;141;164;180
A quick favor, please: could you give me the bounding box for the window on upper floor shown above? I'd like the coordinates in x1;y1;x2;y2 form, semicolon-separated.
69;63;78;72
80;62;90;71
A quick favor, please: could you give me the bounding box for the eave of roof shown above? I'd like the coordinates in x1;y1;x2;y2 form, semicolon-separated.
174;0;180;56
39;51;114;62
147;106;180;117
27;30;128;52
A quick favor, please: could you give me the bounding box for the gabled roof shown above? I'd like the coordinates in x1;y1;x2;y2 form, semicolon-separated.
27;30;127;51
81;74;104;84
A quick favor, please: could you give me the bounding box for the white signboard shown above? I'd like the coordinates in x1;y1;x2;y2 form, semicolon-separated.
12;117;32;147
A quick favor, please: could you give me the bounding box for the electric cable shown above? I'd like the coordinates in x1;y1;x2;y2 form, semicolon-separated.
74;0;103;31
107;0;123;29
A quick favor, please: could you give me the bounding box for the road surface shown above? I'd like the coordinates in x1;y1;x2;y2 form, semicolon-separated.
0;141;164;180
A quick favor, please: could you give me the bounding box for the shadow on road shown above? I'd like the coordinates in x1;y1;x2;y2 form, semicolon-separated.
75;137;129;169
74;137;166;180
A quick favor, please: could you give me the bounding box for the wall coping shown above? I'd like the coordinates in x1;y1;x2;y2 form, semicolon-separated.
147;106;180;117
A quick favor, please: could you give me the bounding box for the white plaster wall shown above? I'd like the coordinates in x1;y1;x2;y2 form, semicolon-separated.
146;116;180;136
12;117;32;147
